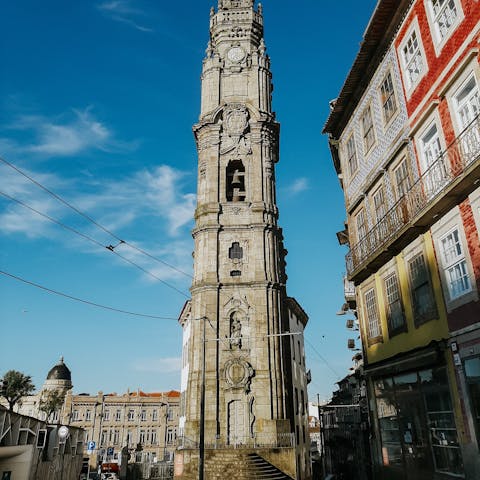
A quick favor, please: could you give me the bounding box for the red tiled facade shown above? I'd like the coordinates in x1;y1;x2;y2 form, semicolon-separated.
325;1;480;478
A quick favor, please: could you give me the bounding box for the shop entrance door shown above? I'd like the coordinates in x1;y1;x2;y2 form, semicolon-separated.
396;382;433;479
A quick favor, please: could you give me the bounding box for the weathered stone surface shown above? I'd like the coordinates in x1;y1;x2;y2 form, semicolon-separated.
177;1;311;479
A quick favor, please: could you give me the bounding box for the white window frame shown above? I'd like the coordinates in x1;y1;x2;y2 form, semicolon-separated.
424;0;463;53
439;227;472;300
398;19;428;96
454;73;480;130
167;427;175;444
415;112;448;199
85;409;92;422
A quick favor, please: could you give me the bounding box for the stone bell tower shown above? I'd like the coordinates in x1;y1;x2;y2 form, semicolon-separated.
176;1;310;478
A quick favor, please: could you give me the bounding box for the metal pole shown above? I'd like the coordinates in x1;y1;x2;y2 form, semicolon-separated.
317;394;326;479
199;316;206;480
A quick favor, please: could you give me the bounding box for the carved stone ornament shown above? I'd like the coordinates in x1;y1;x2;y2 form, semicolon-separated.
224;357;254;393
220;104;252;155
230;312;243;349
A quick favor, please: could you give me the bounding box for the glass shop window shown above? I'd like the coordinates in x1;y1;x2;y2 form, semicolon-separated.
374;367;463;476
465;357;480;443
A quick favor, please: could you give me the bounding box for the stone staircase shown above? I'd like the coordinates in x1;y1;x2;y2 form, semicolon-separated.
204;450;294;479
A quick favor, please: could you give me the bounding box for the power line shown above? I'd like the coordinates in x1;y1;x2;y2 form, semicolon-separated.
0;155;193;279
110;249;189;298
0;190;105;249
0;156;122;240
304;337;342;379
124;242;193;279
0;269;178;320
0;189;190;298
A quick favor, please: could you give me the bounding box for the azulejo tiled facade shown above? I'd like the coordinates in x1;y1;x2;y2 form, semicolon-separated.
324;1;480;479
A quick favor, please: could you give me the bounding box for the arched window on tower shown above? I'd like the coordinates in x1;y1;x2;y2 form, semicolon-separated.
226;160;246;202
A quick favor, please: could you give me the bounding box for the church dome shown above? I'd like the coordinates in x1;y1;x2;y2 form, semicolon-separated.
46;357;71;382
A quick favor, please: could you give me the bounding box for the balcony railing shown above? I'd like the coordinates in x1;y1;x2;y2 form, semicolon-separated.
177;432;295;450
347;113;480;280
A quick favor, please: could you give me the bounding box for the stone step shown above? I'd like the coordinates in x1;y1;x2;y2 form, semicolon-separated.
203;450;293;479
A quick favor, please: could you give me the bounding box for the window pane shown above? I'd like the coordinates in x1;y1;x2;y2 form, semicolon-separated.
346;136;358;175
381;72;397;123
402;30;424;89
465;358;480;379
432;0;458;41
365;288;381;339
385;273;405;332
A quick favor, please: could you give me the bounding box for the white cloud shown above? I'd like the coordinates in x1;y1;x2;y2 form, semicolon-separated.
2;108;136;157
286;177;309;196
0;163;195;280
132;356;181;373
0;165;68;237
138;166;196;235
97;0;154;32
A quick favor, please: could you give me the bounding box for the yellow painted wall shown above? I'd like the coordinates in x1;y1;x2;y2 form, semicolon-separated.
360;232;449;365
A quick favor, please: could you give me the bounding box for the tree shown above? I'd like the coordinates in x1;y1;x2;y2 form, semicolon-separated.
0;370;35;411
39;389;66;423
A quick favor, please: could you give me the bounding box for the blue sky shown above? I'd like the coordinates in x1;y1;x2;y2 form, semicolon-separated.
0;0;375;401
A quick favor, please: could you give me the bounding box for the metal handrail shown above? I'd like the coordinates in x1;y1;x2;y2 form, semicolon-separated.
177;432;295;450
347;113;480;276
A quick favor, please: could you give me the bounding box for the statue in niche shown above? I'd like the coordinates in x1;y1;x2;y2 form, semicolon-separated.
230;312;243;349
220;105;252;155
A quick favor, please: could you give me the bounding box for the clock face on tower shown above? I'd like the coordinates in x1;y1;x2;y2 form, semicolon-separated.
227;46;246;63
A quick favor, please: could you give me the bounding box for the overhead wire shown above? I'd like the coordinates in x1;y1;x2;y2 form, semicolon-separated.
0;190;106;249
1;156;342;378
0;269;177;320
0;190;191;297
0;155;193;279
304;337;342;379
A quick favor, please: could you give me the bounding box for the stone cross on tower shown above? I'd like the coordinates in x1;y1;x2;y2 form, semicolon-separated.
176;2;310;479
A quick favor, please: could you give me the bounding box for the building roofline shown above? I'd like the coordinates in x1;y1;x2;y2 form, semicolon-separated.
322;0;412;137
178;299;192;326
286;297;309;327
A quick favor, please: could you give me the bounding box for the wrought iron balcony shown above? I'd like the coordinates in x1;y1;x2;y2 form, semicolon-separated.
347;113;480;283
